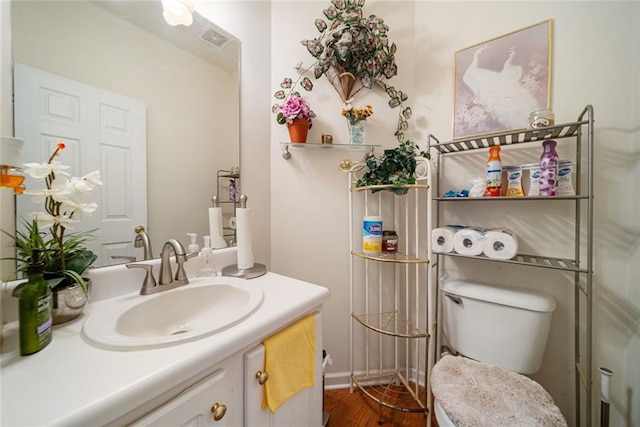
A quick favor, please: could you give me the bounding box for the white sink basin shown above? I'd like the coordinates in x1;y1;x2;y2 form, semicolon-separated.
82;277;264;350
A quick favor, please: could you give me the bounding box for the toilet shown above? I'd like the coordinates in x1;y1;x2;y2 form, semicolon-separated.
431;279;567;426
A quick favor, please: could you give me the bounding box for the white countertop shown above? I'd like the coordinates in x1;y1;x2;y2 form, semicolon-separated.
0;259;330;426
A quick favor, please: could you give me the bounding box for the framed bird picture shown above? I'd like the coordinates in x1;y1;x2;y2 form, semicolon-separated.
452;19;552;140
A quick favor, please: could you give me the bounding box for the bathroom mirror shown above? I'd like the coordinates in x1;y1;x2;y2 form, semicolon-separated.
10;0;240;267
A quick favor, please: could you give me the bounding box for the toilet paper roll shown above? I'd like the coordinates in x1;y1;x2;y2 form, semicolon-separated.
482;229;519;260
452;227;487;256
432;226;463;253
236;207;255;270
208;208;227;249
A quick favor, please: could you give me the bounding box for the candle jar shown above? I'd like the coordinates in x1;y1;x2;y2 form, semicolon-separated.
528;109;555;129
382;230;398;252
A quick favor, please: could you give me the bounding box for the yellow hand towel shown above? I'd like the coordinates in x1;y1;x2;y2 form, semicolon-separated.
262;314;316;413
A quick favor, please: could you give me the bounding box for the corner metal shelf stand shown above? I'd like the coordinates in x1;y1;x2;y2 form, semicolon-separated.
345;167;435;424
427;105;594;427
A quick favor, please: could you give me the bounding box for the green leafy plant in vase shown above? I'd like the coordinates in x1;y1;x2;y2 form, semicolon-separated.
3;142;102;323
301;0;413;144
356;140;429;194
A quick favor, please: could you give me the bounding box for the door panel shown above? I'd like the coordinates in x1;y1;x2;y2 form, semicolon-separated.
14;63;147;266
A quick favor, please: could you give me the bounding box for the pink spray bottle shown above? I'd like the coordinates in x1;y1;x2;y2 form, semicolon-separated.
539;139;558;196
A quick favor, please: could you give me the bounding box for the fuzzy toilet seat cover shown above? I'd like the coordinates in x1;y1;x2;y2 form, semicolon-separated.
431;355;567;427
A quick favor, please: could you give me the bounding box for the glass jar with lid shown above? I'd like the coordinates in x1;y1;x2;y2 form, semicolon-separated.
528;109;555;129
382;230;398;252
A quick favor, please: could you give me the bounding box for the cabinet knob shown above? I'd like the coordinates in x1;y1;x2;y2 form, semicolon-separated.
210;403;227;421
255;370;269;385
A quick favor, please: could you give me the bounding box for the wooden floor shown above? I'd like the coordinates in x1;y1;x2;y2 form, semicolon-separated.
324;387;436;427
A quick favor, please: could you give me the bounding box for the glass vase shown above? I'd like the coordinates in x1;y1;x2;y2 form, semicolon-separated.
348;119;366;144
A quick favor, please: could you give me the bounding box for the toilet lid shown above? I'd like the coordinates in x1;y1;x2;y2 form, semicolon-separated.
431;355;567;426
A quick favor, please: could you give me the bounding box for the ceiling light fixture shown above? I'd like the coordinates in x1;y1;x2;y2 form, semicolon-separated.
162;0;194;26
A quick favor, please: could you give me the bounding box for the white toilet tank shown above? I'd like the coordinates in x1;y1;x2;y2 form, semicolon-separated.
441;279;556;374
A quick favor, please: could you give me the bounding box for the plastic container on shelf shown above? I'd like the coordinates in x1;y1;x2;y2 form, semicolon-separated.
484;146;502;197
362;216;383;253
557;160;575;195
539;140;559;196
519;163;541;196
502;166;525;197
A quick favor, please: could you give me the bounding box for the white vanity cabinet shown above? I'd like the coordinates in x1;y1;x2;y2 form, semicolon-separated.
130;356;243;426
0;271;330;427
127;312;323;427
243;312;323;427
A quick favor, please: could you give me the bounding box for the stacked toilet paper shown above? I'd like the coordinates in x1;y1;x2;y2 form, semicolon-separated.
452;227;487;256
482;229;519;260
432;226;518;260
431;225;463;253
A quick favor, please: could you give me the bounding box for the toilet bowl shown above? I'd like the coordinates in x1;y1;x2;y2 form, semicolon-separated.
431;279;566;426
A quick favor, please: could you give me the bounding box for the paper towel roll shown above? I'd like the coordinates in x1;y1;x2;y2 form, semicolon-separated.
432;226;461;253
236;207;255;270
453;227;487;256
208;207;227;249
482;229;519;260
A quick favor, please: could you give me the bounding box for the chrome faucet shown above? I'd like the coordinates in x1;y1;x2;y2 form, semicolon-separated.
127;238;195;295
159;239;190;287
134;225;153;260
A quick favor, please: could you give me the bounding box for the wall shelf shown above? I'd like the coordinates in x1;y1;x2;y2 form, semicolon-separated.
280;142;379;160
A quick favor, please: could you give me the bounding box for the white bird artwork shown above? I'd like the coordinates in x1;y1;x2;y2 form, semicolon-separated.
462;45;538;129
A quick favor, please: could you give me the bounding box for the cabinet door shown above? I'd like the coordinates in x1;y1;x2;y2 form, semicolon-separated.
131;357;243;427
244;312;323;427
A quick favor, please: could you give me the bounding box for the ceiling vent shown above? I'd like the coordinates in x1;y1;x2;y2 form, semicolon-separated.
200;27;230;49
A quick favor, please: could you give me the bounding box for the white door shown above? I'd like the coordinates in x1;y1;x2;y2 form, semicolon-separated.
14;63;147;266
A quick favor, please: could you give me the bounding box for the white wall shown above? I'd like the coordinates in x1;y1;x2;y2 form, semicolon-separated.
270;1;639;426
196;1;272;267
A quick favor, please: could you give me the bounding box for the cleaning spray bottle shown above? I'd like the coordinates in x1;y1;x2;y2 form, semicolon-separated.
539;139;558;196
187;233;200;253
198;235;217;277
19;249;53;355
484;146;502;197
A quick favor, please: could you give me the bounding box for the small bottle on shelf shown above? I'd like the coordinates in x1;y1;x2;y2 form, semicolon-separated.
484;146;502;197
382;230;398;253
539;140;559;196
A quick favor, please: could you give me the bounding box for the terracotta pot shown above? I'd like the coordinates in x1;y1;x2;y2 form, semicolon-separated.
287;118;309;143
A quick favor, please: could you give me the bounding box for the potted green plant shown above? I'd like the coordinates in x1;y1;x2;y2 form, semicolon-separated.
273;62;317;143
3;142;101;323
356;140;429;194
301;0;413;143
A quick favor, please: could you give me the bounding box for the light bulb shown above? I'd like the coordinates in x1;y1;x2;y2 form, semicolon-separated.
162;0;193;26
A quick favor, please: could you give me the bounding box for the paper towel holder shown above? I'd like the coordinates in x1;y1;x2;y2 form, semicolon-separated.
222;263;267;279
222;194;267;279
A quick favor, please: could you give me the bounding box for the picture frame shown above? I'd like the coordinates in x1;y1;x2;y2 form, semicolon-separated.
453;19;552;140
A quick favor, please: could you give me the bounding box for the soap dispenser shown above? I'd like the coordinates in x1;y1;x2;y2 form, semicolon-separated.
198;235;217;277
187;233;200;253
19;249;53;355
